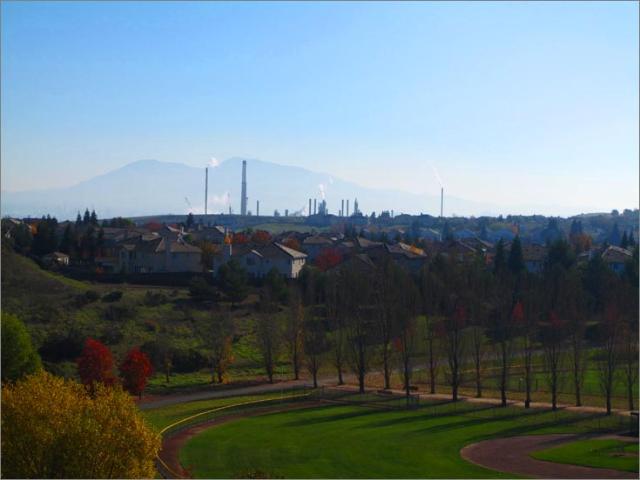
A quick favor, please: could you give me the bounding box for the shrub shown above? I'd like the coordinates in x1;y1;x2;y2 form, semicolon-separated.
143;291;169;306
85;289;100;302
1;371;160;478
1;313;42;382
172;348;209;373
103;304;136;322
189;276;219;301
102;290;123;302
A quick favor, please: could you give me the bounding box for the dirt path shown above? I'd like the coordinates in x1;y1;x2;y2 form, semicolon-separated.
460;434;637;479
158;400;323;478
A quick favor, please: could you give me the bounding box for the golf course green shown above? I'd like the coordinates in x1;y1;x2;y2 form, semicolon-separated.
179;399;626;478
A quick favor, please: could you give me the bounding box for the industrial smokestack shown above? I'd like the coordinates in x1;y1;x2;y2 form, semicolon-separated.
346;199;350;217
204;167;208;215
241;160;248;216
341;199;344;217
308;199;312;217
256;200;260;217
313;199;317;215
440;187;444;218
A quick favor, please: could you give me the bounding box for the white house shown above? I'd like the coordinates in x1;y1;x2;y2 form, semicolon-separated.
213;241;307;279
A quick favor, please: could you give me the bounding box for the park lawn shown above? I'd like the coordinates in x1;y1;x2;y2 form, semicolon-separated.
179;399;625;479
532;438;639;473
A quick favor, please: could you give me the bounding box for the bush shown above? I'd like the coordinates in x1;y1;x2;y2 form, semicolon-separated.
84;289;100;302
1;371;160;478
189;277;220;302
102;290;123;302
143;291;169;306
1;313;42;382
103;304;136;322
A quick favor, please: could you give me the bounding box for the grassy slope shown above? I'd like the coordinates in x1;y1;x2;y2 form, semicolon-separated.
532;439;639;473
179;400;625;479
141;391;293;431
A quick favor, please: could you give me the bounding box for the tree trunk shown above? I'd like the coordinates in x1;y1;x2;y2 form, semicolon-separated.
358;344;366;393
475;357;482;398
500;342;508;407
383;344;390;390
428;338;436;394
551;370;557;411
404;356;411;398
337;366;344;385
524;355;531;409
313;370;318;389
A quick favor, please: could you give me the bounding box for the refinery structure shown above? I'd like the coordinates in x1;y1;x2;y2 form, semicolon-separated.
198;159;445;223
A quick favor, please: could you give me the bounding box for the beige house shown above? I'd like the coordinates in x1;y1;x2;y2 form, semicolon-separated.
117;230;202;273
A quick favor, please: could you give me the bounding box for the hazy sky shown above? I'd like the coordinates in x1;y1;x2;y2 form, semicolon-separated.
2;1;638;213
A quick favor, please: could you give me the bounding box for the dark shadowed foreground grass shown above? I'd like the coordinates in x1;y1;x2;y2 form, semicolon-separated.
180;398;626;478
532;438;639;473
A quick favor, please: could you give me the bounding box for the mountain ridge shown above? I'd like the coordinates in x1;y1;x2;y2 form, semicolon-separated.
1;158;597;219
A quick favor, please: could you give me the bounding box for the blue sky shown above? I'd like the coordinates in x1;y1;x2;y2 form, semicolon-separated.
1;1;638;213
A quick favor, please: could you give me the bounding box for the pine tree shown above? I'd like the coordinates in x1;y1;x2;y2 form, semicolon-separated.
83;209;91;225
494;239;507;274
507;235;525;274
621;231;629;249
76;212;82;226
90;210;98;226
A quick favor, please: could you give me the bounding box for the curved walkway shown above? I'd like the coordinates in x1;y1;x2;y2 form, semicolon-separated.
461;434;637;479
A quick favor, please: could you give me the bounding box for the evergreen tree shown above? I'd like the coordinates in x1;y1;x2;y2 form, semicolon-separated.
75;212;82;227
59;224;74;255
628;231;636;247
493;239;507;274
620;231;629;249
507;235;525;274
186;213;195;229
609;222;621;246
83;209;91;225
218;259;248;304
90;209;98;226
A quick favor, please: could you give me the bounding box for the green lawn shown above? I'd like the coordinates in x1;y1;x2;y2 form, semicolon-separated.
179;398;626;478
532;438;639;473
141;390;307;431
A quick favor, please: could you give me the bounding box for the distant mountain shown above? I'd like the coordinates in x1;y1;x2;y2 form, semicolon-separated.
0;158;583;220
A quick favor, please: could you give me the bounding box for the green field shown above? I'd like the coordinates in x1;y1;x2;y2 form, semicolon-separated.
179;398;627;478
532;438;639;473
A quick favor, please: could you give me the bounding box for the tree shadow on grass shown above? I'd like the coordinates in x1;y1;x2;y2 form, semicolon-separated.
280;403;386;427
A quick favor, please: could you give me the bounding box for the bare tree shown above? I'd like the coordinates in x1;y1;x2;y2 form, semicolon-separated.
341;262;374;393
597;303;621;415
199;313;235;383
285;288;305;380
487;293;515;408
442;300;467;402
540;310;567;411
325;274;346;385
424;316;441;394
304;315;330;388
256;288;282;384
373;258;397;390
395;270;419;397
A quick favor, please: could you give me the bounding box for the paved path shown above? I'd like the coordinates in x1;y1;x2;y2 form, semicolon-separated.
461;434;637;479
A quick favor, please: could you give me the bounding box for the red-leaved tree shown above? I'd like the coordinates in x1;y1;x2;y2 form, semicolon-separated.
315;248;343;271
232;232;249;244
119;347;154;398
251;230;272;245
77;338;116;392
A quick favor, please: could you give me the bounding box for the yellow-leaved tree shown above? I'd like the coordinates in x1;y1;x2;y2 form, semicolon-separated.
2;371;160;478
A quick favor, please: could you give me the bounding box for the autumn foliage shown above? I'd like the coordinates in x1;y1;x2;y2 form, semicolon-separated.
283;237;301;251
1;371;160;478
232;232;249;244
315;248;343;271
77;338;116;391
251;230;272;244
119;347;153;398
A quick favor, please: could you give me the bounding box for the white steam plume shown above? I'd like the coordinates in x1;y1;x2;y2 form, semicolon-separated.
209;157;220;168
318;183;326;200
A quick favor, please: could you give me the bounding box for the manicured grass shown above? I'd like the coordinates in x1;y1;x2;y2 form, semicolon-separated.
179;399;625;478
532;439;639;473
141;391;302;430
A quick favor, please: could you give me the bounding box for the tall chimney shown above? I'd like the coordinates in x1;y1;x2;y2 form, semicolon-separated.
308;198;312;216
440;187;444;218
346;199;350;217
256;200;260;217
204;167;208;215
341;199;344;217
313;199;317;215
241;160;248;216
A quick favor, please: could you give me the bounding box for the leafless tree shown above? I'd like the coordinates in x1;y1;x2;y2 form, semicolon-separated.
597;303;621;415
325;274;346;385
285;288;305;380
304;315;330;388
